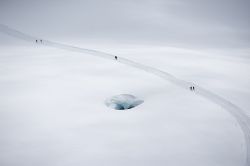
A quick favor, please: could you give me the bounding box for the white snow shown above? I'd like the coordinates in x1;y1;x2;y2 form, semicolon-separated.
0;30;249;166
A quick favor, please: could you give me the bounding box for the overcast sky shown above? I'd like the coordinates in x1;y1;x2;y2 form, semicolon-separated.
0;0;249;49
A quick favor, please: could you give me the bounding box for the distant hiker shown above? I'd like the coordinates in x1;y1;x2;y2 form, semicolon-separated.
190;86;195;91
40;39;42;43
115;56;117;60
35;39;38;43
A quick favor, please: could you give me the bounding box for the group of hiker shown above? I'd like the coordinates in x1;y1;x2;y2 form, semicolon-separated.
190;86;195;91
35;39;43;43
34;41;196;93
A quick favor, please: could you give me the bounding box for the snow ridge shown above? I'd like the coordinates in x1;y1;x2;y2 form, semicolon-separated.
1;24;249;165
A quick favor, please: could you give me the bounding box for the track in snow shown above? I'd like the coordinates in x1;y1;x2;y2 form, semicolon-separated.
1;24;249;165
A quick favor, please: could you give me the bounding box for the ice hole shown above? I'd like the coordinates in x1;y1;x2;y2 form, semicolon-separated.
105;94;143;110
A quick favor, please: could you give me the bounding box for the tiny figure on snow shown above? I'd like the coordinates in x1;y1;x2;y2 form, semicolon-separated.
190;86;195;91
115;56;118;60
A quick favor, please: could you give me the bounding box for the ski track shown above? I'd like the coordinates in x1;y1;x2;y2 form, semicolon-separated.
1;24;250;166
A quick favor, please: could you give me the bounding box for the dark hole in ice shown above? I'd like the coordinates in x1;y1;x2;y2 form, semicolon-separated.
105;94;144;110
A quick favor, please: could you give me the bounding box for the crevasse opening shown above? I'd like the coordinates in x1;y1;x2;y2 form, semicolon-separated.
105;94;144;110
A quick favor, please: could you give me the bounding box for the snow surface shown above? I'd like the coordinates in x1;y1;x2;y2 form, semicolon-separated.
0;27;250;166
